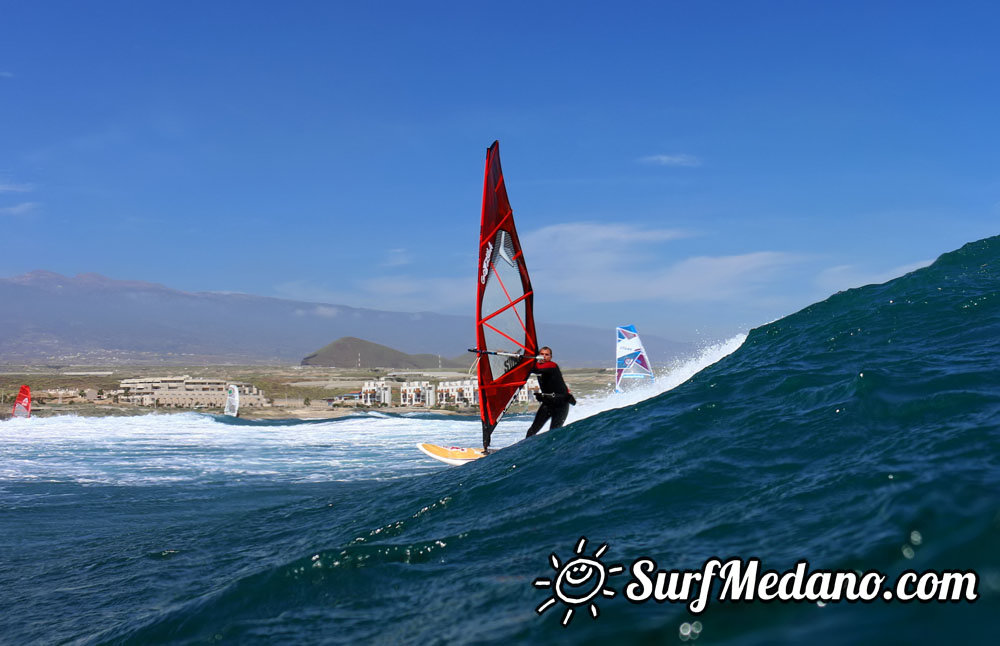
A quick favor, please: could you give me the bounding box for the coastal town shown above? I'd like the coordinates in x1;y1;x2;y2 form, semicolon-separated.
112;373;542;410
0;365;617;419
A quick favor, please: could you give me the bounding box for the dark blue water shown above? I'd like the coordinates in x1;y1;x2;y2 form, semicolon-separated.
2;236;999;644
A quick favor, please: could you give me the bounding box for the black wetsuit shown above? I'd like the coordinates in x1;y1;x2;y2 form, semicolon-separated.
525;360;574;438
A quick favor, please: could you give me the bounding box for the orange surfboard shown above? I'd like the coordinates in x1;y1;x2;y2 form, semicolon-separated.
417;443;487;466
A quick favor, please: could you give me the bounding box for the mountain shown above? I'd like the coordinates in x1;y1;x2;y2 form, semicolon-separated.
0;271;695;366
301;337;470;369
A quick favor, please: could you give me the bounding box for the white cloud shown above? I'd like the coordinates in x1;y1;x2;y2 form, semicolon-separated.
0;202;39;217
523;222;690;276
815;259;933;293
272;221;806;320
538;249;804;304
0;182;34;193
275;275;468;313
357;275;468;311
646;252;806;301
639;154;702;167
293;305;339;318
381;248;411;268
521;221;805;305
279;281;346;305
525;222;688;248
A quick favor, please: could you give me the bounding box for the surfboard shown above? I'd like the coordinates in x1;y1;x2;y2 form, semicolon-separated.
417;443;487;466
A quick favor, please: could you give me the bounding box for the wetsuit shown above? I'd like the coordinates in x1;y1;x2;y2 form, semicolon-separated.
525;360;576;438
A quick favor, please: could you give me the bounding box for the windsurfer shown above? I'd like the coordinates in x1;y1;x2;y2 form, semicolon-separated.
525;346;576;439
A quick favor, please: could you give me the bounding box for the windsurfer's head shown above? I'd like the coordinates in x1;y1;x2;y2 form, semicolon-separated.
539;346;552;360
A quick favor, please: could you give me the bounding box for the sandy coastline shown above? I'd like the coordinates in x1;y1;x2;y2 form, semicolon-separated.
2;402;477;420
1;365;612;420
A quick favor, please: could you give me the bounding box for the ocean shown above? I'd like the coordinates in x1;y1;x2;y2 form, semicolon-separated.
2;236;999;644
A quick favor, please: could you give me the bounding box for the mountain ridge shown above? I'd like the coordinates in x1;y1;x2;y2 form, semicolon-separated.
0;271;696;367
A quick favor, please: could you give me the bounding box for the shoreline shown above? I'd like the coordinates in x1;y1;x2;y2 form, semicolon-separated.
2;402;482;420
1;365;612;421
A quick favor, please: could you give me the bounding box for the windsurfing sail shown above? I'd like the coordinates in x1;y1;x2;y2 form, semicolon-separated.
12;384;31;418
474;141;537;451
224;384;240;417
615;325;654;392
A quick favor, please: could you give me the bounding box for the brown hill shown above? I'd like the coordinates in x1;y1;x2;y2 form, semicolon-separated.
301;337;471;370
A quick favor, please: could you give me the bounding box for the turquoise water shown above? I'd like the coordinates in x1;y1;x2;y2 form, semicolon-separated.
2;237;999;644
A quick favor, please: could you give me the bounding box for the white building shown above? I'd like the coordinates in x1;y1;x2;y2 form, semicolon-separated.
400;381;436;407
435;375;540;407
517;375;541;402
433;375;540;408
361;378;393;406
436;379;479;407
118;376;267;409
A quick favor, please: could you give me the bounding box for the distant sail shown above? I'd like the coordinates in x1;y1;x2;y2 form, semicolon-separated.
475;141;537;451
12;384;31;418
616;325;654;392
224;384;240;417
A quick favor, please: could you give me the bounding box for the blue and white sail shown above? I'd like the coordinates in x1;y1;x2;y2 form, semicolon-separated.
615;325;654;392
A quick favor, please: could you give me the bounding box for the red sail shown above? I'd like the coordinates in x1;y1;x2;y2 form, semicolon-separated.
476;141;537;449
12;384;31;418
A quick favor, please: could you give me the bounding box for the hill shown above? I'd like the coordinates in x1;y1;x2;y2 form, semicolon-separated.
301;337;470;369
0;271;695;367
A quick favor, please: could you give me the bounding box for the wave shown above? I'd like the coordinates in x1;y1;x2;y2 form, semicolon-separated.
5;236;1000;644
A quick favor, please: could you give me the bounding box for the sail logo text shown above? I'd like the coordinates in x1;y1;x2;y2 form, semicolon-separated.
481;241;493;284
534;538;979;627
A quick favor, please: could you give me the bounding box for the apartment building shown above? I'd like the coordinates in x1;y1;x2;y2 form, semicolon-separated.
118;376;267;408
361;378;393;406
430;374;540;408
517;375;541;402
399;381;436;407
435;379;478;407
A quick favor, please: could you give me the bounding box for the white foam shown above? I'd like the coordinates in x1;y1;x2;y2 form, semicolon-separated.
0;336;746;486
565;333;747;424
0;412;490;485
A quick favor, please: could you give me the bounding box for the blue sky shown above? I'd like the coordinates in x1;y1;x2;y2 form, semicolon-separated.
2;1;998;342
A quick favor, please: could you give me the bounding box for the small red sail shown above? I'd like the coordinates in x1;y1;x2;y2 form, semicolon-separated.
12;384;31;418
475;141;537;450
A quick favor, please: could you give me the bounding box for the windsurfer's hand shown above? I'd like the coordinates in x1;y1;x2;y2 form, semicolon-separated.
534;392;544;402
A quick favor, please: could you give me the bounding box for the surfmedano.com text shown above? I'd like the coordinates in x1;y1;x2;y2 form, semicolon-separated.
624;558;978;613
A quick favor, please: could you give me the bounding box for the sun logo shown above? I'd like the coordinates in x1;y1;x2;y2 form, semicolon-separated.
533;536;624;626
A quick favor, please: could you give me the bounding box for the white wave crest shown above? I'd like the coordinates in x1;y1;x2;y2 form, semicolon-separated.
566;333;747;424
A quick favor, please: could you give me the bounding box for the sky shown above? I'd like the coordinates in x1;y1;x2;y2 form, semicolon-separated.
2;1;998;343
